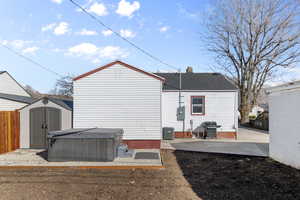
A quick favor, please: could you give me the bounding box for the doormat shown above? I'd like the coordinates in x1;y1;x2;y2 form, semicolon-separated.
134;152;159;160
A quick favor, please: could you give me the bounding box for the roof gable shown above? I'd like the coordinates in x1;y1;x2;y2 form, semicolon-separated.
154;72;238;91
0;71;32;97
73;60;165;82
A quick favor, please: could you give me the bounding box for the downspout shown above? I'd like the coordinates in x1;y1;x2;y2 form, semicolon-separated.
179;69;185;134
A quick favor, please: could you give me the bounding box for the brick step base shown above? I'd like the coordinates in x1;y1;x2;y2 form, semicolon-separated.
174;131;237;139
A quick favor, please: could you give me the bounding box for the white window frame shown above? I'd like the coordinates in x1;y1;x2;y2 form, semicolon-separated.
191;96;205;115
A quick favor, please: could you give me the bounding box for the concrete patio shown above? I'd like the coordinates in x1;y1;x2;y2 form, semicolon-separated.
161;127;269;157
0;149;162;167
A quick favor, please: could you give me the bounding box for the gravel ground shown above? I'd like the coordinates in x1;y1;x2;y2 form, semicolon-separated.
0;150;299;200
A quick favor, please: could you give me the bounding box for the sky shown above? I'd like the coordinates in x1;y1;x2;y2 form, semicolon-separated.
0;0;299;93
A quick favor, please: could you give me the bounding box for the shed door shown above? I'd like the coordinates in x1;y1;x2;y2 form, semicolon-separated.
46;107;61;132
30;107;61;149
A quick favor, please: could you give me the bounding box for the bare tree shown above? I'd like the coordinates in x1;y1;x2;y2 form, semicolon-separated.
51;76;73;97
203;0;300;123
24;85;42;98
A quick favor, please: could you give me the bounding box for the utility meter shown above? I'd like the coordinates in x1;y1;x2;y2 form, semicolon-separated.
177;106;185;121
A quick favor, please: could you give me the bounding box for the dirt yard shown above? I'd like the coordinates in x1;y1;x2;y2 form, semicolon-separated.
0;150;299;200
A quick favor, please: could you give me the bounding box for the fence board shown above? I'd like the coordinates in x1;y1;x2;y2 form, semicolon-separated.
0;111;20;154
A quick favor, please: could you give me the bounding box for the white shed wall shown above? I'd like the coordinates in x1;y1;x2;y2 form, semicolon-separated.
0;72;30;96
0;98;27;111
161;91;238;132
73;64;162;140
269;88;300;169
20;100;72;148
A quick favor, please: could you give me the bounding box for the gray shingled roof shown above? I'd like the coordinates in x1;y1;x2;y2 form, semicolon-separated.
0;93;73;110
0;71;6;75
48;97;73;110
0;93;35;104
154;72;237;91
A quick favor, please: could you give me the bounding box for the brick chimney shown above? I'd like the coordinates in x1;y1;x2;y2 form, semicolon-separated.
186;66;193;73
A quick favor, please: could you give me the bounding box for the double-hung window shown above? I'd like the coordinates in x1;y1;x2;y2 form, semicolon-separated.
191;96;205;115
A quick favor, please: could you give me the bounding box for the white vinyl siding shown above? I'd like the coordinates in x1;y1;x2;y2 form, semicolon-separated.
162;91;238;132
0;98;27;111
0;72;30;97
73;64;162;140
268;87;300;169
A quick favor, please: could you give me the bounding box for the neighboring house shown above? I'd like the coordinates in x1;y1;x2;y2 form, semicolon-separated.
73;61;239;149
73;61;164;149
0;71;33;110
267;81;300;169
0;70;73;149
155;70;239;139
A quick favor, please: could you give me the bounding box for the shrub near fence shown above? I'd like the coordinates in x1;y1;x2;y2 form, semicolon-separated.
0;111;20;154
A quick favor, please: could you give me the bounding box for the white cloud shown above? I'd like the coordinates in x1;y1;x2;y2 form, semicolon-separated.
102;30;113;36
41;23;56;32
99;46;128;59
54;22;70;35
1;40;33;49
10;40;29;49
116;0;140;18
52;48;64;53
22;46;40;54
68;43;98;56
120;29;135;38
67;43;128;62
51;0;63;4
0;39;40;54
0;40;33;49
92;58;101;64
88;2;108;16
76;29;98;36
159;26;170;33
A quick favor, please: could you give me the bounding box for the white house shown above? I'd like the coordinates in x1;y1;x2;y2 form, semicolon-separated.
73;61;238;149
267;81;300;169
0;71;33;110
155;70;238;139
73;61;164;149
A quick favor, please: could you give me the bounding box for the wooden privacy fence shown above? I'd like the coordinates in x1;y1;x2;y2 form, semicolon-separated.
0;111;20;154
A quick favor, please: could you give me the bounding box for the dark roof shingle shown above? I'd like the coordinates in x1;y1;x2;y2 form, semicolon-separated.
48;97;73;110
0;93;35;104
154;72;237;91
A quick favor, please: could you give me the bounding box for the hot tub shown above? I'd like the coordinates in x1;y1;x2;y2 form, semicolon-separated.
47;128;123;162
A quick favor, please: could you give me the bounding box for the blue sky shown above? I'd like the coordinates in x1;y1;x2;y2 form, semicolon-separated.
0;0;299;93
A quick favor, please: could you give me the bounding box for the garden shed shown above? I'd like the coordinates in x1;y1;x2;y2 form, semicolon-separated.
19;97;73;149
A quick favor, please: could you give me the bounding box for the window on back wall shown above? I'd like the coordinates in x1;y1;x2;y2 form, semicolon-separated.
191;96;205;115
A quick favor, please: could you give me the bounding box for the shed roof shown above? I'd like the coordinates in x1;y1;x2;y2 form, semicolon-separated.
73;60;165;82
0;93;35;104
48;97;73;110
154;72;237;91
18;97;73;111
0;71;6;75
